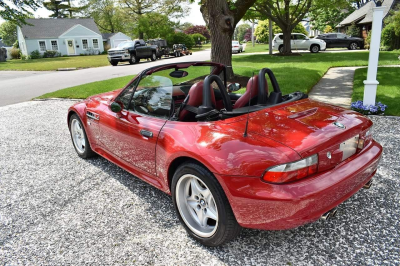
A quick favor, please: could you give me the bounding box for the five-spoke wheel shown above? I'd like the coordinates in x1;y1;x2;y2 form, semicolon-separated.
69;114;96;158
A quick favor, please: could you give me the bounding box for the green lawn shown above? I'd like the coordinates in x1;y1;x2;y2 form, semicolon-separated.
0;55;110;71
37;51;400;101
352;67;400;116
192;43;211;52
242;43;269;53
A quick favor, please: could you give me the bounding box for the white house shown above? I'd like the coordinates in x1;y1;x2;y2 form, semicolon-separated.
17;18;104;56
102;32;132;49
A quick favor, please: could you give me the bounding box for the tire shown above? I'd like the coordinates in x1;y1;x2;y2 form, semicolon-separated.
279;45;284;54
349;42;358;50
129;54;137;64
171;162;241;247
310;44;320;53
151;52;156;61
69;114;96;159
110;61;118;66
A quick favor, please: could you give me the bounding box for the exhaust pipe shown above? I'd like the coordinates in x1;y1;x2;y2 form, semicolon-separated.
321;208;338;221
363;179;373;189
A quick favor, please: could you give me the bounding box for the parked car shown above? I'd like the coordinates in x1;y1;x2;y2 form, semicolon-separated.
273;33;326;53
316;33;364;50
232;41;243;53
147;38;170;59
68;61;382;247
107;39;158;66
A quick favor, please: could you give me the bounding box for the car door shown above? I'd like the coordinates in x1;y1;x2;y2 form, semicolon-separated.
336;33;348;48
98;75;173;175
294;34;308;50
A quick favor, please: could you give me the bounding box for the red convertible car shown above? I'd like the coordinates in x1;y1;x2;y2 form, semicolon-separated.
68;62;382;246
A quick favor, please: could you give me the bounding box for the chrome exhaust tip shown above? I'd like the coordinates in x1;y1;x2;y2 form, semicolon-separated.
321;208;337;221
363;180;373;189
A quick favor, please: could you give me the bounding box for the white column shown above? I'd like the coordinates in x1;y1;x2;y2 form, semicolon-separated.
363;6;385;106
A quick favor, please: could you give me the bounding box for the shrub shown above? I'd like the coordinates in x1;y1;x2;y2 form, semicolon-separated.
13;40;19;48
351;101;387;115
365;31;372;50
190;33;206;46
346;22;360;37
381;23;400;50
30;50;41;59
43;50;61;58
10;48;20;59
324;25;334;33
166;32;195;49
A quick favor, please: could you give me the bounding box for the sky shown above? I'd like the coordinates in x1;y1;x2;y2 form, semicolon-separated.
0;2;207;25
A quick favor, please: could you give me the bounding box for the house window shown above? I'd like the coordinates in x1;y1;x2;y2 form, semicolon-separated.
82;39;88;49
92;39;99;49
39;41;46;52
51;40;58;51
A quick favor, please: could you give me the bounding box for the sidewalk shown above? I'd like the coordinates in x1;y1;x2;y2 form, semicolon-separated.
308;65;400;109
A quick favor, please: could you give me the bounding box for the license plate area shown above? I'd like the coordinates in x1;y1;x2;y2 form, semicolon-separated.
340;135;359;161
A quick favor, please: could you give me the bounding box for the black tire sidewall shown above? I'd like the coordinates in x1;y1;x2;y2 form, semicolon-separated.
171;163;237;246
69;114;94;159
311;45;320;53
279;45;283;54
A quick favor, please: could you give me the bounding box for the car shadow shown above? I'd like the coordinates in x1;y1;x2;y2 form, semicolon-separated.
82;154;387;264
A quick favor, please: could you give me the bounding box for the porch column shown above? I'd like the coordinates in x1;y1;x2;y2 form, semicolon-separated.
363;6;385;106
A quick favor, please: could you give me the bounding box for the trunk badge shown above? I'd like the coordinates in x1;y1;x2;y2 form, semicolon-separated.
333;122;346;129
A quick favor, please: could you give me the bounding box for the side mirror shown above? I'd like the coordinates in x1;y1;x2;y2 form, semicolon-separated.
227;83;241;92
110;102;122;113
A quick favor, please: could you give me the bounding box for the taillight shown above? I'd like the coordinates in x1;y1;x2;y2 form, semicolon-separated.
262;155;318;184
358;126;373;150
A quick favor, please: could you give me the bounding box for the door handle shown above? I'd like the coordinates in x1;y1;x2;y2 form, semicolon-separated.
140;130;153;138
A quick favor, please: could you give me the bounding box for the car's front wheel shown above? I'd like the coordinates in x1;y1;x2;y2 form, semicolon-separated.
129;54;137;64
349;42;358;50
279;45;284;54
171;162;241;247
151;52;156;61
69;114;96;159
110;61;118;66
310;44;320;53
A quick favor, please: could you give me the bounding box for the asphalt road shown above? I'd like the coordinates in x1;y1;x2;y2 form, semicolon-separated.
0;50;211;107
0;100;399;265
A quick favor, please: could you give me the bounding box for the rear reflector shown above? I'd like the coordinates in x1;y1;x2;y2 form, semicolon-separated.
263;155;318;184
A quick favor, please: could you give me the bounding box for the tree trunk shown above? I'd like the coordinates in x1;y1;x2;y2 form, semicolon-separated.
201;0;235;79
282;28;292;54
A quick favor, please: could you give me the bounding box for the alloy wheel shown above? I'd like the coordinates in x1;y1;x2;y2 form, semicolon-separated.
71;118;86;154
176;174;218;238
350;43;357;50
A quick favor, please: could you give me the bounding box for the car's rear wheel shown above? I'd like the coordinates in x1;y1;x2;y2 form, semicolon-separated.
129;54;137;64
279;45;284;54
171;162;241;247
110;61;118;66
349;42;358;50
151;52;156;61
310;44;320;53
69;114;96;159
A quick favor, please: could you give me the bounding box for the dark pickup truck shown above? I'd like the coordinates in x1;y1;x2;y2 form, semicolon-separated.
107;39;158;66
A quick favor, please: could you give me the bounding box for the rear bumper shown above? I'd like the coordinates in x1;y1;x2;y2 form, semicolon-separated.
216;140;382;230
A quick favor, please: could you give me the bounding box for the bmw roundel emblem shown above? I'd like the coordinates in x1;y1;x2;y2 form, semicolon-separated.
333;122;346;129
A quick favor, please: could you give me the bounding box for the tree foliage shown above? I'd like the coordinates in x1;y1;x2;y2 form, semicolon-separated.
183;25;210;40
234;23;251;41
0;0;40;25
166;32;195;49
43;0;85;18
254;20;307;43
190;33;206;44
0;21;17;46
309;4;354;32
381;5;400;50
81;0;125;33
137;13;175;39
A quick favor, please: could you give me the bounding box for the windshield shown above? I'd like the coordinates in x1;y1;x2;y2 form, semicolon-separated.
117;41;135;49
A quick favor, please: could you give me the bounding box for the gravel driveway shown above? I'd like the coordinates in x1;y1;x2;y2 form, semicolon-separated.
0;100;399;265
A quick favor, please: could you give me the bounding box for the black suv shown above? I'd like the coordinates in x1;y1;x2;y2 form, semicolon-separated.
315;33;364;50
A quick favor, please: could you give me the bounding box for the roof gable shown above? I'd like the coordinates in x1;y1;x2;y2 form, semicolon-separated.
60;24;101;37
339;0;395;26
19;18;101;39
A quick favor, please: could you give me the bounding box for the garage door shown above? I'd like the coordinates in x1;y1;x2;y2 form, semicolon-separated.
113;39;129;48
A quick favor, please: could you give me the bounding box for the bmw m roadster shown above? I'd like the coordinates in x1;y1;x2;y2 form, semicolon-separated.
68;62;382;246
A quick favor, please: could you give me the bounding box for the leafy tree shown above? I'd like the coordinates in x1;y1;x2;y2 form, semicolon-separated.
309;4;354;32
243;28;252;41
120;0;190;39
324;25;334;33
137;13;175;39
192;0;258;78
235;23;251;41
177;22;194;31
183;25;210;40
0;21;17;46
82;0;125;33
166;32;195;49
43;0;85;18
0;0;40;25
380;6;400;50
253;0;350;55
346;22;360;37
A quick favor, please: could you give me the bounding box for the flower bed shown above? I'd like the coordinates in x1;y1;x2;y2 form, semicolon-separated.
351;100;387;115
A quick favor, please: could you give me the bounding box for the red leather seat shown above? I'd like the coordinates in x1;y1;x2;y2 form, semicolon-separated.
179;81;217;122
234;75;268;109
